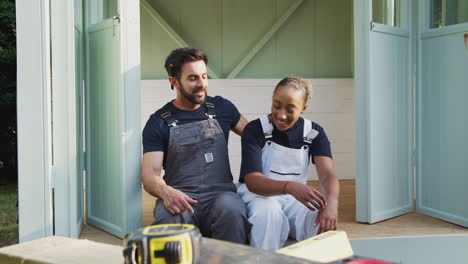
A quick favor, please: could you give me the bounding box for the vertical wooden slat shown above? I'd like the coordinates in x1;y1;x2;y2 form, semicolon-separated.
226;0;303;78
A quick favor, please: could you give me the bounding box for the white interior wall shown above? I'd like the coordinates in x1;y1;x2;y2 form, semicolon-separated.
141;79;355;182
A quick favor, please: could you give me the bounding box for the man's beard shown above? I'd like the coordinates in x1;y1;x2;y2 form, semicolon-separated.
179;84;207;105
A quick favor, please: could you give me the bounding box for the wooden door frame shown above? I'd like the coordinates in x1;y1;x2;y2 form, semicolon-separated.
17;0;54;242
17;0;142;242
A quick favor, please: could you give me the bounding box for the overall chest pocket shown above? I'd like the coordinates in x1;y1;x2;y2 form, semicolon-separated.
173;123;217;152
176;137;215;152
266;144;308;181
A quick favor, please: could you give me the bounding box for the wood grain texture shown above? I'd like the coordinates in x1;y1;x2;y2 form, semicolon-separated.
79;180;468;245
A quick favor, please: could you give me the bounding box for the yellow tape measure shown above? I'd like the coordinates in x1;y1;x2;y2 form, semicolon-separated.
123;224;202;264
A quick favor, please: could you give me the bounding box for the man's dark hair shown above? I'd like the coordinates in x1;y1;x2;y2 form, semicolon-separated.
164;48;208;90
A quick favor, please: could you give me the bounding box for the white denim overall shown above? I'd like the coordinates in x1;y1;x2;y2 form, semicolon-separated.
238;116;320;251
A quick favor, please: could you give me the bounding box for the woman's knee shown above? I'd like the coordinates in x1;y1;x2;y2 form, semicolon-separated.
249;198;285;223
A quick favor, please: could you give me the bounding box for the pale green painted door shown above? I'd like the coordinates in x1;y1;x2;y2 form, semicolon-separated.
85;0;142;238
416;1;468;227
73;0;85;238
355;0;413;223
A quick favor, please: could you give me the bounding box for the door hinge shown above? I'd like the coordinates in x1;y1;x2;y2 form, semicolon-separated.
112;15;120;23
411;149;417;166
112;14;120;37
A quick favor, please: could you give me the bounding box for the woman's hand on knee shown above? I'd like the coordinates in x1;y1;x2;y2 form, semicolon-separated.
285;182;326;211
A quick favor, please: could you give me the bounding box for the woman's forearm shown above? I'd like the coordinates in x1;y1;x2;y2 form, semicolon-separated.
244;172;288;196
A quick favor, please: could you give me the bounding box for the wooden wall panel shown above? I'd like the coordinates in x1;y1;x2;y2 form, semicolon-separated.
179;0;223;74
222;0;277;77
316;0;353;77
140;5;179;79
141;0;353;79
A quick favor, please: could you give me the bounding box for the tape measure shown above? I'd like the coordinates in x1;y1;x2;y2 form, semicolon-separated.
123;224;202;264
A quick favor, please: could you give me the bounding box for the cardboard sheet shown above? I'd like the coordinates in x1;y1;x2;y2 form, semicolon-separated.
0;236;123;264
277;231;354;263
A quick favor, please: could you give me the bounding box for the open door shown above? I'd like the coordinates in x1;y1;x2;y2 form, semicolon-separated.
416;1;468;227
84;0;142;238
354;0;414;223
73;0;85;238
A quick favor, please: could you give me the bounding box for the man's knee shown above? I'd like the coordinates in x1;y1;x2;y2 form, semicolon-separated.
209;192;250;244
152;200;192;225
212;192;248;219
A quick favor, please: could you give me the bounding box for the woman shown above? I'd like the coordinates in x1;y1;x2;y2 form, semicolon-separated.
238;76;339;251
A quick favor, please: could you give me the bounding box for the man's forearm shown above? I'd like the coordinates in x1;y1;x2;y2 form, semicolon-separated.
142;172;169;200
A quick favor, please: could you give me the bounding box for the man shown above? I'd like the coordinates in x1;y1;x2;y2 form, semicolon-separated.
141;48;250;244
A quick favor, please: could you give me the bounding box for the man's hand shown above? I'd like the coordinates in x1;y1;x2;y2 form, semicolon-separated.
315;200;338;234
285;182;327;211
161;185;198;215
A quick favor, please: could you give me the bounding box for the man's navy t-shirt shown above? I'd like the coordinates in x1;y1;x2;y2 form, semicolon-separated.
142;96;241;169
239;117;332;183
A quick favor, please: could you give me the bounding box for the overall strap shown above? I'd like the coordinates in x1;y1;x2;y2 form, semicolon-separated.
161;111;178;127
303;119;319;144
205;100;216;119
260;116;273;139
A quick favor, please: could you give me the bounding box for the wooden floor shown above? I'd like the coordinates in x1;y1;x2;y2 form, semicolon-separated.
79;180;468;246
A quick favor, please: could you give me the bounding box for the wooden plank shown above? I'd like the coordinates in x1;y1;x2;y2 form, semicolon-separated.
226;0;304;78
316;0;353;77
140;0;219;79
273;0;316;78
179;0;222;76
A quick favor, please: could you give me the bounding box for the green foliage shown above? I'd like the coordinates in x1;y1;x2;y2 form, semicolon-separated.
0;0;16;105
0;0;17;183
0;184;18;246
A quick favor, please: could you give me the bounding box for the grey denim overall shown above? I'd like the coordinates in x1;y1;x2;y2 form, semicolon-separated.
153;101;249;244
162;102;236;193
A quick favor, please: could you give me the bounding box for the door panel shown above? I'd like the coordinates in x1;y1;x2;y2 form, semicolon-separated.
85;0;142;238
73;0;84;237
86;19;125;237
417;24;468;227
368;28;413;222
355;0;414;224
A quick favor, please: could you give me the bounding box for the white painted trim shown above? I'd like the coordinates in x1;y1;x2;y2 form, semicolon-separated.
415;0;426;209
421;22;468;38
17;0;54;242
83;0;93;229
49;0;82;238
371;22;410;37
354;0;371;223
406;0;416;211
120;0;143;232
